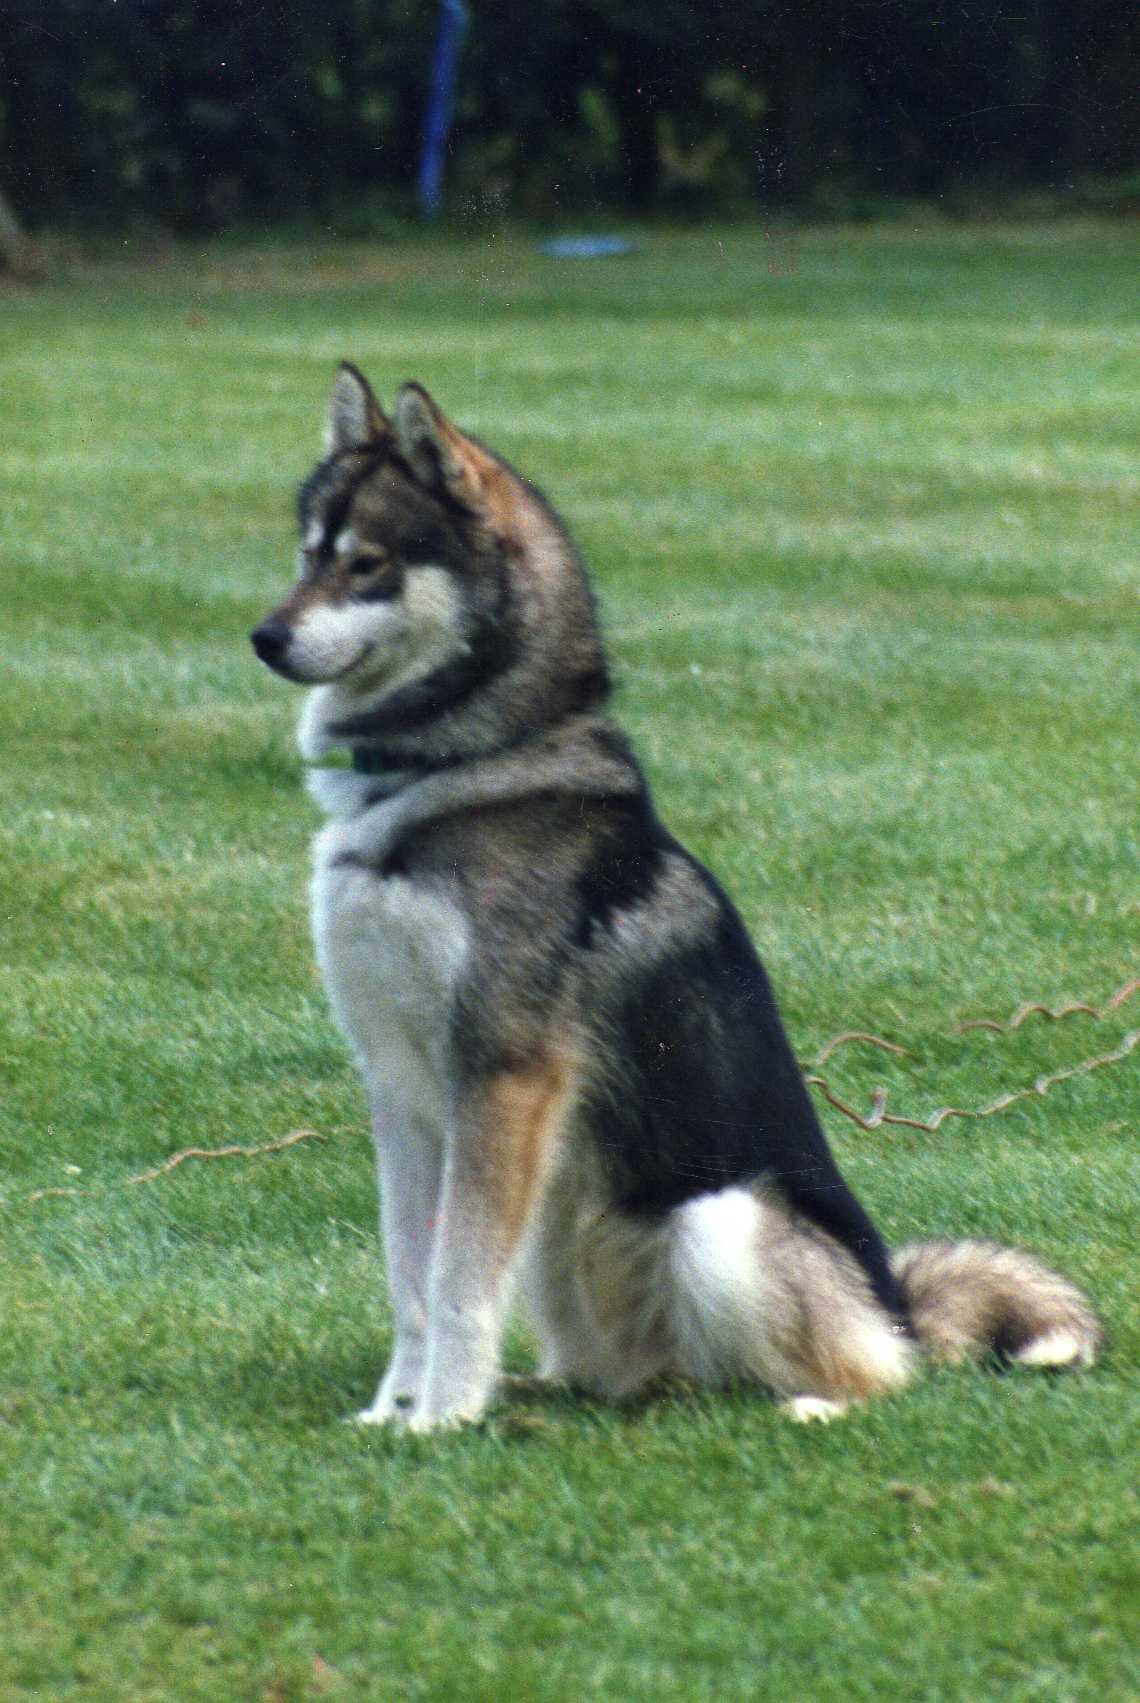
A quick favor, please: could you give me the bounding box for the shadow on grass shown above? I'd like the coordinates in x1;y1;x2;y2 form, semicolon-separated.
171;1335;742;1438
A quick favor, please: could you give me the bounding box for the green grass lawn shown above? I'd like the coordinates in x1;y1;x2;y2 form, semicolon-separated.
1;221;1137;1701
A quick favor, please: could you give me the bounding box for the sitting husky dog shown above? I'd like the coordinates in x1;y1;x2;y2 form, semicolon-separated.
251;366;1100;1431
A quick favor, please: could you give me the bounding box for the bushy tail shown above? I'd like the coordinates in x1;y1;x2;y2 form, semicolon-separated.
892;1239;1102;1370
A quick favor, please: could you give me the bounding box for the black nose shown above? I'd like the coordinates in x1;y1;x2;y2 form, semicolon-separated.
250;619;290;665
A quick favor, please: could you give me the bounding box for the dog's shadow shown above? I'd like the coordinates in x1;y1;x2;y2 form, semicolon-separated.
142;1328;716;1436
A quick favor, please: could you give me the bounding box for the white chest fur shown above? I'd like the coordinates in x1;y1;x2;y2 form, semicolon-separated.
310;816;469;1125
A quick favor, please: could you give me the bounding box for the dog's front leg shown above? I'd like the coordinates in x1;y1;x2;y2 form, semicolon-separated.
410;1057;573;1432
356;1107;444;1426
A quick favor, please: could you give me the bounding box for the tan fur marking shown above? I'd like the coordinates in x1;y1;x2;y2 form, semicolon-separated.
764;1291;909;1402
401;389;527;554
481;1053;579;1249
784;1310;912;1402
751;1196;915;1401
439;416;524;547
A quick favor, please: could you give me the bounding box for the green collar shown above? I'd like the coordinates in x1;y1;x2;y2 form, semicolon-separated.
304;748;398;776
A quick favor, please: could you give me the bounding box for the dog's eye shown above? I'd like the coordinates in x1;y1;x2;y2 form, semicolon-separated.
347;555;383;577
399;527;444;564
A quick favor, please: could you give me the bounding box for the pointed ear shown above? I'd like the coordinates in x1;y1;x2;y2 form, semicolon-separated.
393;383;489;508
326;363;389;454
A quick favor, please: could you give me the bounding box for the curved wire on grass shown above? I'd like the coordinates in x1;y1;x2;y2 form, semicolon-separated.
12;1129;326;1208
806;1028;1139;1134
9;980;1139;1206
955;976;1139;1035
128;1128;325;1183
808;977;1139;1063
813;1031;913;1066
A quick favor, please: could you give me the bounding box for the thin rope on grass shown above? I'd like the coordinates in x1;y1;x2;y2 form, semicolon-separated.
9;982;1138;1207
955;975;1139;1036
806;1028;1139;1134
10;1128;328;1209
809;977;1139;1062
813;1031;913;1066
128;1128;325;1184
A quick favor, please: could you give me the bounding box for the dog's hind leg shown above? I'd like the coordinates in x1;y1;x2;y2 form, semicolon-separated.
409;1052;578;1431
520;1162;610;1388
668;1185;916;1411
523;1178;674;1398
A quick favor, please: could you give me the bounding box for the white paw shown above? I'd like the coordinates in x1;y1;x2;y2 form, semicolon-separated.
404;1401;487;1435
351;1392;416;1427
781;1395;848;1424
405;1412;461;1435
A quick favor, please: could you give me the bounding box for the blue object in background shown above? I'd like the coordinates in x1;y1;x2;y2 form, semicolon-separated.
538;237;640;259
418;0;469;218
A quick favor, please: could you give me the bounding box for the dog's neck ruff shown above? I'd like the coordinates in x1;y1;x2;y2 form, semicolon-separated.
305;715;641;869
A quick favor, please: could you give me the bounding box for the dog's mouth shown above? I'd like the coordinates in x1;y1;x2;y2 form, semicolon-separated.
333;642;376;683
251;626;375;686
258;652;307;684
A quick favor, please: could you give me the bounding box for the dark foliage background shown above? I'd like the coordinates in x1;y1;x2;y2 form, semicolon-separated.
1;0;1136;231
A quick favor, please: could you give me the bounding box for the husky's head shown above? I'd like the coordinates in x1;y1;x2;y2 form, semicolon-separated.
252;366;607;764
